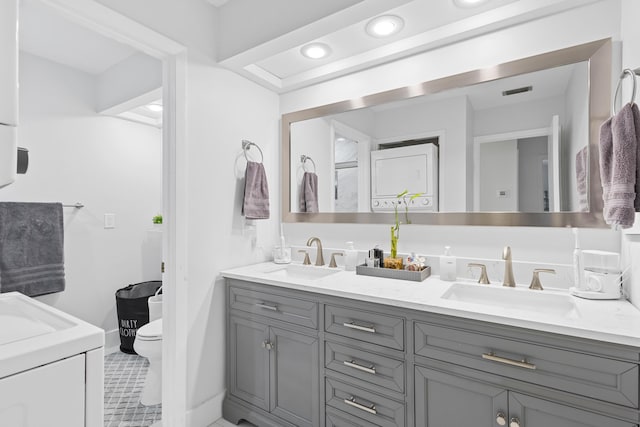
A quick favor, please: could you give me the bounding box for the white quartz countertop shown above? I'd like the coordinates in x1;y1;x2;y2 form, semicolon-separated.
222;262;640;348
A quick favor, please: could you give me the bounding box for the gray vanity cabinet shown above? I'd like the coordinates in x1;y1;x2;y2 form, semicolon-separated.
223;278;640;427
225;281;320;427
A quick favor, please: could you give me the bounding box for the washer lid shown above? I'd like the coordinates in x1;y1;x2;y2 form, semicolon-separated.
137;318;162;340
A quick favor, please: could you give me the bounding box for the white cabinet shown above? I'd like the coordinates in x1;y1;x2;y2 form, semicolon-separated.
0;355;86;427
0;0;18;126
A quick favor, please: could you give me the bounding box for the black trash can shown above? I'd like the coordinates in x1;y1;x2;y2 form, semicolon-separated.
115;281;162;354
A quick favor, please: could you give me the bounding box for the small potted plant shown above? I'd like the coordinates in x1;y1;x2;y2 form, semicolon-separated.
385;190;421;270
152;214;163;227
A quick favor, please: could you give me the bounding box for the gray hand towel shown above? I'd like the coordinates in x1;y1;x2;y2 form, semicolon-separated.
0;202;65;296
599;102;639;228
575;146;589;212
300;171;318;213
242;161;270;219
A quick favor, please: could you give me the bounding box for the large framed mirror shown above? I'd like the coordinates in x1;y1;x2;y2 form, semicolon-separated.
282;39;612;227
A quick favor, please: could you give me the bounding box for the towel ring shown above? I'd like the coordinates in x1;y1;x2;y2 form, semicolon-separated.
301;155;316;173
242;140;264;163
613;68;640;115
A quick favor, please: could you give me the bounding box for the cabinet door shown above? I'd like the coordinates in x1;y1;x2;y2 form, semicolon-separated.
415;365;508;427
269;326;320;427
0;354;85;426
229;316;270;411
508;392;638;427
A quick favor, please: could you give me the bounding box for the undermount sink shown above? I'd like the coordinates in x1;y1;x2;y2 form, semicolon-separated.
264;264;341;280
441;282;580;318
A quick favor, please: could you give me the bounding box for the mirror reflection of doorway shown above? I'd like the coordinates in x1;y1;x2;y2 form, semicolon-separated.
334;135;359;212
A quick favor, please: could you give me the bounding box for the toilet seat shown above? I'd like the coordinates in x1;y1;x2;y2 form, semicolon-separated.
137;319;163;341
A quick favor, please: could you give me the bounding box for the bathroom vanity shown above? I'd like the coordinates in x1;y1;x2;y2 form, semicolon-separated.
222;263;640;427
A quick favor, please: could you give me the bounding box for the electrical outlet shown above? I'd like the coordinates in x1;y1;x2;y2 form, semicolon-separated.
104;213;116;229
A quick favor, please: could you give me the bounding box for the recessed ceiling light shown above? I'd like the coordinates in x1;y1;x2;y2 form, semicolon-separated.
300;43;331;59
453;0;490;8
365;15;404;38
145;103;163;113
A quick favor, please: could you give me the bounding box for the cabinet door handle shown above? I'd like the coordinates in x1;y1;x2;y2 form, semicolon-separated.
509;417;521;427
496;412;507;426
344;396;377;415
343;321;376;334
261;340;274;351
343;360;376;375
255;303;278;311
482;352;536;370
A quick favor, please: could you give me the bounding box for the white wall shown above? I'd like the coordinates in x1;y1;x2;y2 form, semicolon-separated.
281;0;623;286
474;96;564;136
1;52;162;333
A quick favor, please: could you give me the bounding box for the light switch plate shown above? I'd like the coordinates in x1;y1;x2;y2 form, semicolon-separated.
104;213;116;229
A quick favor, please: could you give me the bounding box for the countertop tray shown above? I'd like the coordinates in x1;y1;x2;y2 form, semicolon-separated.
356;264;431;282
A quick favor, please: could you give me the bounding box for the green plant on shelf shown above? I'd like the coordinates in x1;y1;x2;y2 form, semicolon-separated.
152;214;163;225
390;190;421;259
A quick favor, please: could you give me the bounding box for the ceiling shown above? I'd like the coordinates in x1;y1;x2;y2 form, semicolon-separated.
215;0;601;93
19;0;137;75
18;0;601;96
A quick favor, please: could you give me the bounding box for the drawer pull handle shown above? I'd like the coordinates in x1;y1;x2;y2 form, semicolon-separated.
343;322;376;334
482;352;536;370
344;396;377;415
255;303;278;311
343;360;376;375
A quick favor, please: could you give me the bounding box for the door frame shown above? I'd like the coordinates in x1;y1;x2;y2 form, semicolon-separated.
40;1;188;425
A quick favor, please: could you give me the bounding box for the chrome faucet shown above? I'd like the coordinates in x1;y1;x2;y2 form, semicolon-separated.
502;246;516;287
306;237;325;266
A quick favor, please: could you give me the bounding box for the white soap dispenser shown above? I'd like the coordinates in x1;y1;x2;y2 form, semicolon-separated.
440;246;457;281
572;228;583;289
345;241;358;271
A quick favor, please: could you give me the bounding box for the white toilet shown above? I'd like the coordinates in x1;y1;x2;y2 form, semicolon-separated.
134;292;163;406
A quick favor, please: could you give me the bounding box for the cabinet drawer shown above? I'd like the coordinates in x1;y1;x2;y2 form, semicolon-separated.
325;305;404;350
414;322;639;408
326;407;382;427
326;341;405;393
326;377;405;427
229;285;318;329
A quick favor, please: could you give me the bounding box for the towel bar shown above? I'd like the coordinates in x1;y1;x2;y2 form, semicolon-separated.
62;203;84;208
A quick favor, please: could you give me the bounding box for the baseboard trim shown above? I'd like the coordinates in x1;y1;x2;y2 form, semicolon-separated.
105;328;120;354
187;391;224;427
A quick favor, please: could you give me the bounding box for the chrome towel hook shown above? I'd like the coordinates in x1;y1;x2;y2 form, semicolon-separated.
242;140;264;163
613;67;640;115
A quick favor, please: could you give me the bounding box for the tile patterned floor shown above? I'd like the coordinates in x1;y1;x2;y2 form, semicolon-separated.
104;352;162;427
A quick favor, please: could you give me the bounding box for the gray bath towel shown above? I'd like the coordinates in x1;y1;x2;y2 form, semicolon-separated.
300;172;318;213
599;102;640;228
0;202;65;296
575;146;589;212
243;161;270;219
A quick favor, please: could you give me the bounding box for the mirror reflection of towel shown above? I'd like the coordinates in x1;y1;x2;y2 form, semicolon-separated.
575;146;588;212
599;102;640;228
243;161;270;219
300;172;318;213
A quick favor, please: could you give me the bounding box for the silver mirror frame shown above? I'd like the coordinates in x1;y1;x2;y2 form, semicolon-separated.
282;39;612;227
